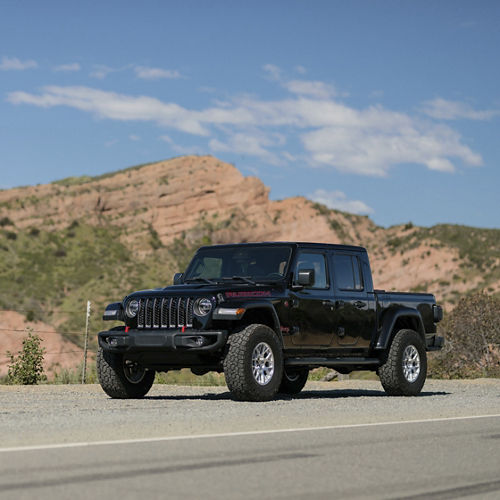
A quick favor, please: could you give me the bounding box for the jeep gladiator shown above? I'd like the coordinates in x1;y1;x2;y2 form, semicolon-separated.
98;242;444;401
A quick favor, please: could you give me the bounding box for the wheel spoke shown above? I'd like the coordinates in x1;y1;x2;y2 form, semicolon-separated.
251;342;275;386
402;345;420;383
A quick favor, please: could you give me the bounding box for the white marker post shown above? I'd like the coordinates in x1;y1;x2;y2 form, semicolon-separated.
82;301;91;384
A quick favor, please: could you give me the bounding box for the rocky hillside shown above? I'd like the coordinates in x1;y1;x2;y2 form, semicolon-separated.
0;155;499;371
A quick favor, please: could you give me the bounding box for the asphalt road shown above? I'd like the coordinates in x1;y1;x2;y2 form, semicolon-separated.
1;379;500;499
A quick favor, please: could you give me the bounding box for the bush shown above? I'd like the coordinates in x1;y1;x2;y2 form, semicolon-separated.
7;329;46;384
0;217;14;227
429;292;500;378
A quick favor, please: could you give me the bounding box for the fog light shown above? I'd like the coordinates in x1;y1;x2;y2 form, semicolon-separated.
108;337;118;346
195;336;205;346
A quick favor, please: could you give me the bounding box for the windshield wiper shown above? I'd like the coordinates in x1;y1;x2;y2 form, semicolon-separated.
184;277;217;284
219;276;257;285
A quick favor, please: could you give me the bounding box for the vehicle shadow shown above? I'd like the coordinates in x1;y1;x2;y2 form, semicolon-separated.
145;388;450;401
279;389;450;400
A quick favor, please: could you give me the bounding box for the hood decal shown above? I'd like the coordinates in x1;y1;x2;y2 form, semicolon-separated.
225;291;272;298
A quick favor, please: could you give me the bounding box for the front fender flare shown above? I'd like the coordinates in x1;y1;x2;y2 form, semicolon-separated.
217;301;283;345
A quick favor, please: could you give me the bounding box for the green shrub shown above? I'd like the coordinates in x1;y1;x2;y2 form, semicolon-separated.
7;329;46;385
0;217;14;227
429;292;500;378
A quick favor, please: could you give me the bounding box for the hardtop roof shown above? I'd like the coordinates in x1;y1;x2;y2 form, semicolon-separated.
196;241;366;253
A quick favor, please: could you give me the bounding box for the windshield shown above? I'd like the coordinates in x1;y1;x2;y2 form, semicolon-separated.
183;245;292;283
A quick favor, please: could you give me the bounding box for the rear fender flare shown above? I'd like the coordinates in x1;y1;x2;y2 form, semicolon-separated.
376;307;425;350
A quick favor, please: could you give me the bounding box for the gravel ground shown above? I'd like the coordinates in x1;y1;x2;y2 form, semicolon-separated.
1;379;499;448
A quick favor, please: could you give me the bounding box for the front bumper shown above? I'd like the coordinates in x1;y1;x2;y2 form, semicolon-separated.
425;334;444;351
98;328;228;353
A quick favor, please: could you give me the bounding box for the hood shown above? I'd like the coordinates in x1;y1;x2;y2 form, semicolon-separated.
125;281;285;300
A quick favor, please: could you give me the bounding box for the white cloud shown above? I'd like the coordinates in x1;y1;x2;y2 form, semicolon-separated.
8;86;210;136
284;80;337;99
8;81;483;177
0;56;37;70
54;63;81;72
262;63;282;81
209;132;282;165
309;189;374;215
294;65;307;75
160;135;204;155
421;98;500;121
134;66;181;80
129;134;140;141
90;65;115;79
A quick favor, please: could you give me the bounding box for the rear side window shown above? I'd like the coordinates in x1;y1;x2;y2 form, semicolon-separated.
295;252;328;289
332;254;364;291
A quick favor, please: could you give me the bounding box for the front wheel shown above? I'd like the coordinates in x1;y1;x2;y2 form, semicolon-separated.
97;347;155;399
377;329;427;396
223;324;283;401
279;367;309;395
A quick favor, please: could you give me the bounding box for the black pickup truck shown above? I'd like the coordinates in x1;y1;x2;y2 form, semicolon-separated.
97;242;443;401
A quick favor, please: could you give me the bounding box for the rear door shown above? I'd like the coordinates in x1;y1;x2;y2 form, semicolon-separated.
329;252;376;349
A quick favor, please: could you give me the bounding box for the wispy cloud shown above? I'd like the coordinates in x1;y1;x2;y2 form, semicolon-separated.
209;131;283;165
0;56;37;71
90;65;116;79
160;135;205;155
8;86;210;135
284;80;337;99
421;98;500;121
7;68;483;177
54;62;81;72
309;189;374;215
262;63;282;81
90;64;133;79
134;66;181;80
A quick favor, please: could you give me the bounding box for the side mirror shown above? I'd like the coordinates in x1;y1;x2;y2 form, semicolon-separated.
173;273;183;285
297;269;315;287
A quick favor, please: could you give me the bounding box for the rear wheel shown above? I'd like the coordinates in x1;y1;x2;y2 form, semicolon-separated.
97;347;155;399
223;324;283;401
378;329;427;396
279;367;309;395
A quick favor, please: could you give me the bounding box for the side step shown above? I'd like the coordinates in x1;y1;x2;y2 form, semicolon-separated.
285;357;381;368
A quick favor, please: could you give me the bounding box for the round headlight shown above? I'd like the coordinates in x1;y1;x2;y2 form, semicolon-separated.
194;297;212;316
125;299;139;318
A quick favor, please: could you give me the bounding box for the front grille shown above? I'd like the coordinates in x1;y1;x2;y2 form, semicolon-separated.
136;296;194;329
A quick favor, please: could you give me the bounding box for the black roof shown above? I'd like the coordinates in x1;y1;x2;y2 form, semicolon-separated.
196;241;366;252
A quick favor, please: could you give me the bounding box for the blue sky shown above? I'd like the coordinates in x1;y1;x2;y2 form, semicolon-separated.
1;0;499;229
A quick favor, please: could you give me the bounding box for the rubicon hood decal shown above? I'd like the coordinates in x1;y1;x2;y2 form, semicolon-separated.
225;291;272;298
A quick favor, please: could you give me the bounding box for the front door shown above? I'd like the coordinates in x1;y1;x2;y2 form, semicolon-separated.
290;250;335;347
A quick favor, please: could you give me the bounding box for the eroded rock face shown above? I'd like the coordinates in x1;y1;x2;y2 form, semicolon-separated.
0;154;496;306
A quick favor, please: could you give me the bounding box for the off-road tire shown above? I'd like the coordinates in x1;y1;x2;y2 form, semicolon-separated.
97;347;155;399
279;367;309;395
378;329;427;396
223;324;283;402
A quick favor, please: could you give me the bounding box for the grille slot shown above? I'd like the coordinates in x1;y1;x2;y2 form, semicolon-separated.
136;296;195;330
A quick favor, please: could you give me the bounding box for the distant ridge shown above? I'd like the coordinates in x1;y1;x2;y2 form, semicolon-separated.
0;155;498;358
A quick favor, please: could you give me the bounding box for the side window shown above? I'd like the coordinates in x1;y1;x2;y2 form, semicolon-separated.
333;254;364;291
295;252;328;289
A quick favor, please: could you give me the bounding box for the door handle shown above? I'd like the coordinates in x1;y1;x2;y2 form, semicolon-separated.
354;300;366;309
